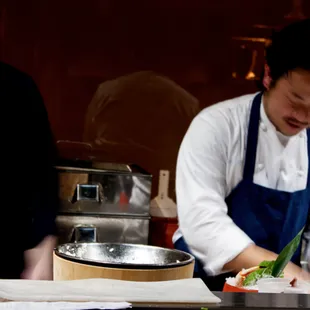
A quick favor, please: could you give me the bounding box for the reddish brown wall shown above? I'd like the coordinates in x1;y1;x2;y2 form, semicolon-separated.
2;0;306;142
2;1;309;246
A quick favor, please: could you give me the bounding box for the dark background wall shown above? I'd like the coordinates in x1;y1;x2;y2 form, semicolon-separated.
2;0;308;141
1;0;308;247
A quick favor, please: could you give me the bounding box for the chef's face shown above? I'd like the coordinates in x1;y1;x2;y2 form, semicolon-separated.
264;69;310;136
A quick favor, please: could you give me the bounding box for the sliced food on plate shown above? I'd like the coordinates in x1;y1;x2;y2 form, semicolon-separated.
224;228;310;293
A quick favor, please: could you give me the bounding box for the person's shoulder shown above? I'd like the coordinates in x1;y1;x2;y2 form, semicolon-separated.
198;93;255;121
185;93;257;143
0;61;33;86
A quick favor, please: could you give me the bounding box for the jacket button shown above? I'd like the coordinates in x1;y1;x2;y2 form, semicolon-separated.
258;163;264;171
261;123;267;132
298;170;304;177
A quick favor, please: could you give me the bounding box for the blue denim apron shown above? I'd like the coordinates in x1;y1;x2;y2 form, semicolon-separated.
174;92;310;290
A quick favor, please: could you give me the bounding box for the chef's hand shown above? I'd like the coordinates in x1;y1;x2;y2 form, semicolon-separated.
224;244;310;280
284;265;310;281
21;235;57;280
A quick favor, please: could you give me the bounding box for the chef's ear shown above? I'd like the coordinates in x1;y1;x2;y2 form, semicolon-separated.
263;64;272;90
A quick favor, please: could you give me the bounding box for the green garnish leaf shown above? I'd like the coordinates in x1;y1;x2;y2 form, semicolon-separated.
243;269;264;286
243;261;275;286
271;227;304;278
259;260;273;268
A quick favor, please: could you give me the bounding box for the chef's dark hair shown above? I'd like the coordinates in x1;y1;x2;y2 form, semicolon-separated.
258;18;310;90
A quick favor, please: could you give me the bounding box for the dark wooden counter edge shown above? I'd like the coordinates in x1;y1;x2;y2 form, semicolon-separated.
132;292;310;310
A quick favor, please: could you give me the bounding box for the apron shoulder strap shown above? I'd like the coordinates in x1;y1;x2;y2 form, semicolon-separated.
306;129;310;186
243;92;263;181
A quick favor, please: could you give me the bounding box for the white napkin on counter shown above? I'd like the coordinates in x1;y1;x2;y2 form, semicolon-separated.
0;278;221;304
0;301;131;310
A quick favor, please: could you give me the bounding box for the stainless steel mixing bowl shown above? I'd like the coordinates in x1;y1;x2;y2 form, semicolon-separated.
55;243;194;269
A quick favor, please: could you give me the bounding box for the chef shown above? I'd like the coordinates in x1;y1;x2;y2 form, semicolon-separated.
0;61;59;279
173;18;310;290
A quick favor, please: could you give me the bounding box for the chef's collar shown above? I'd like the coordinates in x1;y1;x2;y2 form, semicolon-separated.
260;95;276;133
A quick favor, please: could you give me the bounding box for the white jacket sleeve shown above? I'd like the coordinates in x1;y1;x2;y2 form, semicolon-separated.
176;110;254;276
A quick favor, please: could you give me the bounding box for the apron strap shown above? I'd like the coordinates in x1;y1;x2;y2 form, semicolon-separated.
307;129;310;186
243;92;263;181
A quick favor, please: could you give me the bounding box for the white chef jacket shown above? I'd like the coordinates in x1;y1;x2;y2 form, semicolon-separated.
173;93;309;276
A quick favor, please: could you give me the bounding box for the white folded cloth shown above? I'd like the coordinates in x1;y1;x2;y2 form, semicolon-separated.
0;278;220;304
0;301;131;310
